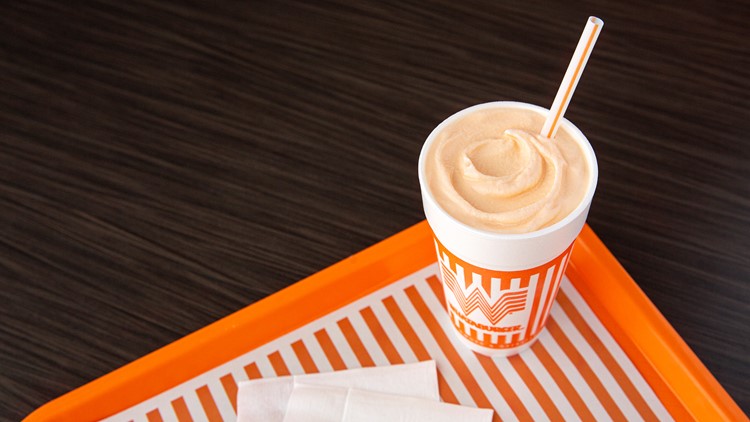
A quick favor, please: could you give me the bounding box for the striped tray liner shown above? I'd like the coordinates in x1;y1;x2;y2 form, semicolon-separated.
103;263;673;422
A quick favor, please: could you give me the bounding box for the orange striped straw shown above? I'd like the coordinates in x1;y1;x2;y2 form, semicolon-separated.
541;17;604;139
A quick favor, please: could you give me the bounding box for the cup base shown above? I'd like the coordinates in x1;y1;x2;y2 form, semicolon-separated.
452;329;539;357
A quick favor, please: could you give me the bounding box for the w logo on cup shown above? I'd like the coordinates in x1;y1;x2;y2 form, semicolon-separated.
441;263;528;325
434;238;573;350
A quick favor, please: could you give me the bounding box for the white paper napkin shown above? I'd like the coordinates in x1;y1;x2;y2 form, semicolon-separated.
283;384;493;422
283;384;350;422
343;389;494;422
236;361;438;422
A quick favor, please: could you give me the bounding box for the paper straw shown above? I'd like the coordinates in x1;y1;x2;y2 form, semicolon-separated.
541;16;604;139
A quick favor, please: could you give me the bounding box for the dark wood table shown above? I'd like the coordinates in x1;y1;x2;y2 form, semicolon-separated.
1;1;748;419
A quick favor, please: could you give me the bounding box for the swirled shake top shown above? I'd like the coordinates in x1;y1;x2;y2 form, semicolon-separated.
425;107;590;234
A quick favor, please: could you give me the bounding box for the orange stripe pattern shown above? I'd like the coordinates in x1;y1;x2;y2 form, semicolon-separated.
105;266;671;422
195;386;223;422
145;409;163;422
170;397;193;422
219;374;238;412
291;340;319;374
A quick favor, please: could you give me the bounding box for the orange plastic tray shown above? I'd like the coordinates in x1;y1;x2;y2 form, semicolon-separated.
25;222;746;421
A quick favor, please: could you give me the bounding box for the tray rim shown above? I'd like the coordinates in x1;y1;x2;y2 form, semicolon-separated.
23;221;747;422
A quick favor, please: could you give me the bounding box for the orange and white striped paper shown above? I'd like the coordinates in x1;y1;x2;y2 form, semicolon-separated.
103;264;672;422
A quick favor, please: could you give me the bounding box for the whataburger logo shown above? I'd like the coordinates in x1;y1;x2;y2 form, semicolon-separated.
441;263;528;325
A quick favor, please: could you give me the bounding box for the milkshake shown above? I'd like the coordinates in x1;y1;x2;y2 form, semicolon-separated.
418;101;597;356
424;107;590;234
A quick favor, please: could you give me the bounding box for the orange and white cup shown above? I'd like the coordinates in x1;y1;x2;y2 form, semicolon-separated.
418;101;598;357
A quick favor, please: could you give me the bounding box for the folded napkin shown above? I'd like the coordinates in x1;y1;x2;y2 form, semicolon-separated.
344;389;493;422
283;384;493;422
283;384;350;422
236;361;438;422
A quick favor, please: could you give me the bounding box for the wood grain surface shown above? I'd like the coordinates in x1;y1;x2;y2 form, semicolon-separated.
1;0;748;419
